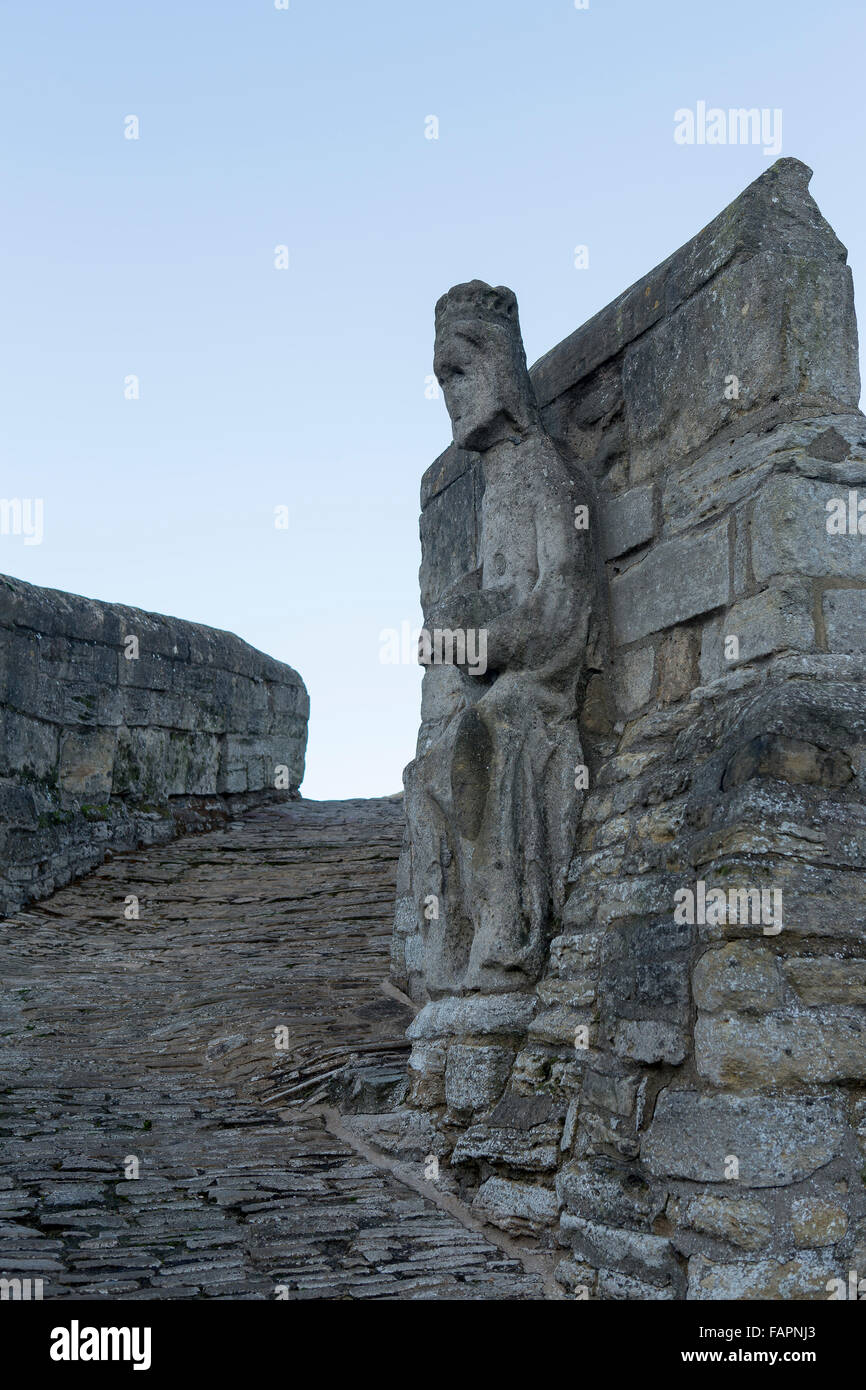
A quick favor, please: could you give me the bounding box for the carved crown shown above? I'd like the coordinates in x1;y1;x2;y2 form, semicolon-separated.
434;280;519;332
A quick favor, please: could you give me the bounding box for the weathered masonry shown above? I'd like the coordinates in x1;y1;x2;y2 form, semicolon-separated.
0;575;308;917
394;158;866;1298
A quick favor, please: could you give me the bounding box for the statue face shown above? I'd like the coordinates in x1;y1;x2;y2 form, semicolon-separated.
434;322;531;452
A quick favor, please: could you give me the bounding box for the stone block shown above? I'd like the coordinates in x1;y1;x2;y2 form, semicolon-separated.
58;728;116;799
667;1194;772;1251
692;942;784;1013
407;1042;447;1108
823;588;866;652
699;581;815;682
695;1008;866;1086
613;1020;686;1065
600;485;655;560
687;1253;837;1300
575;1108;639;1161
472;1176;559;1233
581;1069;639;1117
553;1258;597;1297
596;1269;677;1300
661;428;781;538
547;928;603;973
610;521;730;646
528;1007;591;1047
612;645;655;716
790;1197;848;1248
536;976;596;1009
643;1091;846;1185
0;709;59;782
656;626;698;705
626;251;857;481
752;475;866;583
721;733;853;792
735;862;866;942
557;1160;662;1227
111;726;171;800
445;1044;513;1114
561;1214;679;1287
451;1124;559;1172
783;956;866;1006
489;1090;555;1130
407;993;537;1042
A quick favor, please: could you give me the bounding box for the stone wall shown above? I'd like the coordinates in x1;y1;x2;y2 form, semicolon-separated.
394;159;866;1298
0;574;308;917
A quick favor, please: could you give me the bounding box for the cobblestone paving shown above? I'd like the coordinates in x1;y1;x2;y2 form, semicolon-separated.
0;797;543;1299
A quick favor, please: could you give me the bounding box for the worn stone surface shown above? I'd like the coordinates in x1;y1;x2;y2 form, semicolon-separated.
451;1125;560;1173
784;956;866;1006
445;1045;513;1115
0;574;308;919
692;942;784;1012
613;1020;687;1066
610;523;730;646
656;627;699;706
561;1214;680;1292
472;1177;558;1234
557;1161;663;1227
643;1092;848;1185
699;581;815;682
600;485;655;560
407;993;536;1041
752;475;866;584
790;1198;848;1248
695;1009;866;1086
0;797;544;1299
612;645;655;716
395;158;866;1299
667;1194;773;1251
823;589;866;653
398;279;600;998
407;1042;447;1108
687;1254;837;1301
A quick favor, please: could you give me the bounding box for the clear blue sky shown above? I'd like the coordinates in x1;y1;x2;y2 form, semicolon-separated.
2;0;864;798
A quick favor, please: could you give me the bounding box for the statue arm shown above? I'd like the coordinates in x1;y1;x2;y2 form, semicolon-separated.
481;505;589;674
426;571;511;634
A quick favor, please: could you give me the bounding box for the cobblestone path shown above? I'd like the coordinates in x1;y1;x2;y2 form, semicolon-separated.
0;798;543;1300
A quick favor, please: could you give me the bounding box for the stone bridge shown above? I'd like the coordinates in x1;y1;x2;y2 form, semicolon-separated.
0;796;547;1299
3;159;866;1302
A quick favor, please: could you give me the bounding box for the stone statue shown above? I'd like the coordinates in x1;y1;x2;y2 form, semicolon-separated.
403;281;598;996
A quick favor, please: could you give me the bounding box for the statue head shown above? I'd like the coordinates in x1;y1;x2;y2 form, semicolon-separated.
433;281;540;452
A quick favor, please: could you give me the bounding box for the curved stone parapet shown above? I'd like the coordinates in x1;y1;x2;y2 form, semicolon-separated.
0;574;308;916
